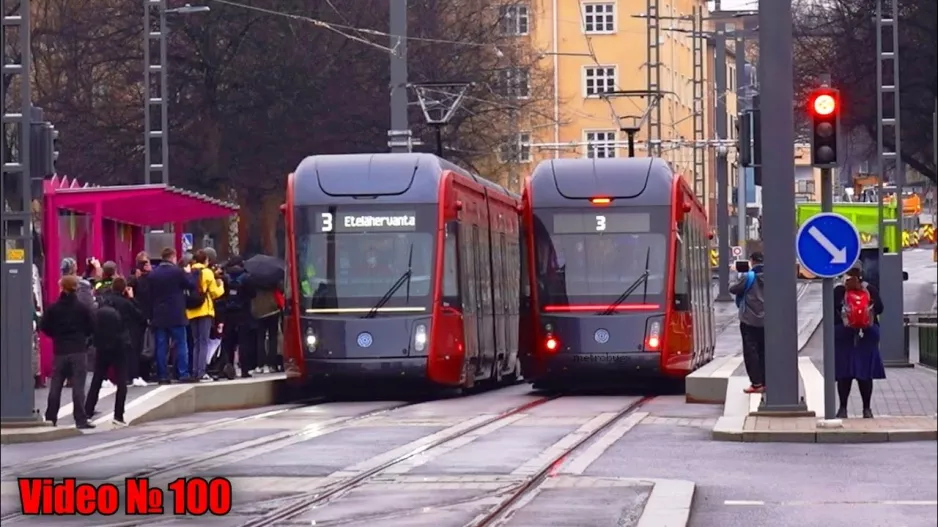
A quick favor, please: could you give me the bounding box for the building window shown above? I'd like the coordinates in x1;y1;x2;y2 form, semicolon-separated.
583;66;616;96
498;68;530;98
728;65;736;91
499;132;532;163
499;4;530;36
584;130;617;158
796;180;816;195
583;3;616;34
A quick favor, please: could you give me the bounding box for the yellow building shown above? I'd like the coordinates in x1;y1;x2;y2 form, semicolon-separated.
502;0;740;223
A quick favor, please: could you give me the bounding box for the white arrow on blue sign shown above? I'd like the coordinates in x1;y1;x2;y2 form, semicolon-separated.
182;233;194;251
795;212;861;278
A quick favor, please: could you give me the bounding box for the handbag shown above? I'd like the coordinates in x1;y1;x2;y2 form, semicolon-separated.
141;327;155;360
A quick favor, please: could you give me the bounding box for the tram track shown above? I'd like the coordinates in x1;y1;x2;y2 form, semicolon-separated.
232;394;564;527
713;281;811;337
0;399;419;525
467;396;653;527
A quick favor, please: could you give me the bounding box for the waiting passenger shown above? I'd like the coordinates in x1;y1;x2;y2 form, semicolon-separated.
833;263;886;418
729;251;766;394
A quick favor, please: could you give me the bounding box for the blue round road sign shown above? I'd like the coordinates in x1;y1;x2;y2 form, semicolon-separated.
795;212;861;278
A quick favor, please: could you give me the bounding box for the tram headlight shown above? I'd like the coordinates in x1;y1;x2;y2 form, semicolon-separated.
644;317;663;351
305;329;317;351
414;324;428;352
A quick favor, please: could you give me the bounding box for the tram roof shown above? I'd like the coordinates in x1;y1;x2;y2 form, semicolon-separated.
293;153;518;204
528;157;675;206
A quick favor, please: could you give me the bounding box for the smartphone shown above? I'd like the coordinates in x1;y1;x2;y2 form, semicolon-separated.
735;260;750;273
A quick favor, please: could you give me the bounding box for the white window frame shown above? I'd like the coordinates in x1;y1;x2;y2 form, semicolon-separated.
499;4;530;36
499;132;533;163
582;65;617;97
583;130;618;158
582;2;617;35
498;67;531;99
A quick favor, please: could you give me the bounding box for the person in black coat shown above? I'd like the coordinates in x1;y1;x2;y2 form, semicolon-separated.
85;277;146;424
147;247;196;384
833;263;887;418
221;257;257;378
127;254;153;384
40;275;96;429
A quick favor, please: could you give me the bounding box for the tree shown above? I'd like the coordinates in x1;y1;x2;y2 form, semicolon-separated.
26;0;556;253
792;0;936;183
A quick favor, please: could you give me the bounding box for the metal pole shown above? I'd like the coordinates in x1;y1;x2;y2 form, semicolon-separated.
388;0;410;153
820;167;837;420
715;20;732;302
757;0;807;413
646;0;661;157
1;0;41;424
735;29;748;256
435;126;443;157
159;6;170;185
143;0;152;185
875;0;907;366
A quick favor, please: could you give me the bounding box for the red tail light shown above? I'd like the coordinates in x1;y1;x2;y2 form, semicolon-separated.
644;319;662;351
545;336;559;352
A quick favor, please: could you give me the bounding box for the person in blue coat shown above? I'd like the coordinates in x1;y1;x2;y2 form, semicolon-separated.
147;247;196;384
833;263;886;418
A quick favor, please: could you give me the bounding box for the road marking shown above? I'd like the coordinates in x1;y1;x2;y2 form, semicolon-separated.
799;357;825;416
725;500;938;506
511;412;620;477
557;412;647;475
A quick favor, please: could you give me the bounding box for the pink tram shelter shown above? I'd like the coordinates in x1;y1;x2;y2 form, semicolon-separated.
39;175;238;378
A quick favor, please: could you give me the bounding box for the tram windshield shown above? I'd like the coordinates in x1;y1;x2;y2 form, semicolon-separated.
532;207;670;309
294;205;435;314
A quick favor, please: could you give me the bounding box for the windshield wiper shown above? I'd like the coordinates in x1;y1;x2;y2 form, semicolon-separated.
363;244;414;319
598;247;651;316
404;244;414;303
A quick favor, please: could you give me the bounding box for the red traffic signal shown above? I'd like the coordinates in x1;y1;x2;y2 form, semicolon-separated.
812;94;836;116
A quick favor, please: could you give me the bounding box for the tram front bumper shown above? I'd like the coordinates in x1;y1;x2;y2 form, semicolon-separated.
305;357;428;379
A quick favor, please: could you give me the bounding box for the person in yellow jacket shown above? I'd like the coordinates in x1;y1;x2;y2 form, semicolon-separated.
186;249;225;380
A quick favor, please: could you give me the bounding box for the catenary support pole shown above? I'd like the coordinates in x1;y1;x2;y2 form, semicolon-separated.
757;0;808;413
714;18;732;302
388;0;410;153
1;0;41;424
735;28;748;256
820;167;837;420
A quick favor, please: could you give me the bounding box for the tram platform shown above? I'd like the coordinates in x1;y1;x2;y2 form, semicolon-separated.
685;281;824;403
1;373;288;444
712;324;937;443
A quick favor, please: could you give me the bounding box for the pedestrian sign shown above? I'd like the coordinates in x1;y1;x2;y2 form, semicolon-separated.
795;212;860;278
182;233;194;252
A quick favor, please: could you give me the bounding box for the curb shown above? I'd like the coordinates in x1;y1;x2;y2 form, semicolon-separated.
713;427;937;443
636;479;696;527
0;426;81;445
1;375;292;443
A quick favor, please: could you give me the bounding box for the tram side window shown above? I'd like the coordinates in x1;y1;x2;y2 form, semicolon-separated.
519;226;531;302
461;224;476;314
442;221;460;307
673;220;690;311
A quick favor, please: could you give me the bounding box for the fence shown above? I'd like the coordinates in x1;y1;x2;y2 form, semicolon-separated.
905;312;938;369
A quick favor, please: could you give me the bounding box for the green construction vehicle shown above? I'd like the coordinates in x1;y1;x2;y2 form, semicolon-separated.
794;202;900;284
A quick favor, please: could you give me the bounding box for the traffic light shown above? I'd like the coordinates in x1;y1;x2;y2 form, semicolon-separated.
808;87;840;168
50;126;60;173
738;111;752;166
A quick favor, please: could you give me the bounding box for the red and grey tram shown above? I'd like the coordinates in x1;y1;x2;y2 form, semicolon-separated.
520;157;715;387
282;153;523;389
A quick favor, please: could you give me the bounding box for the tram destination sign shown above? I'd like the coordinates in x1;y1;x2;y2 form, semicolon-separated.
552;212;651;234
316;211;417;232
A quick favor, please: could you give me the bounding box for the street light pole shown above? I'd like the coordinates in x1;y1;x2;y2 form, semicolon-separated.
388;0;411;153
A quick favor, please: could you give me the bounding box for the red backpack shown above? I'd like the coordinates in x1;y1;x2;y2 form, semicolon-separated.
842;286;873;329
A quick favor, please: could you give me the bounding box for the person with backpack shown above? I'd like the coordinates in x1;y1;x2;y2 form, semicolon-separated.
85;277;146;425
729;251;766;394
148;247;196;384
185;249;226;381
221;257;257;378
833;263;886;418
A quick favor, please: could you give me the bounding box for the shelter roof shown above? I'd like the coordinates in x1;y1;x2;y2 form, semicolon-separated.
44;176;238;226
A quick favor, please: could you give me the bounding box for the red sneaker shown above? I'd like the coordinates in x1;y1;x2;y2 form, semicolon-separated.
743;385;765;394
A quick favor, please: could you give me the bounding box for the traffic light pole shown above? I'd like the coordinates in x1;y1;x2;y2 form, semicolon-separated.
735;27;749;255
714;19;732;303
756;0;808;413
820;166;837;421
